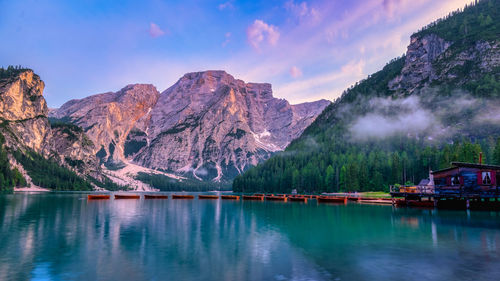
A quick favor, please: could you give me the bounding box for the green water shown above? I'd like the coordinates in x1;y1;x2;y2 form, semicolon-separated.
1;193;500;281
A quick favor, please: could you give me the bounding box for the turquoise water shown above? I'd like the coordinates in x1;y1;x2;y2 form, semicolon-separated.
1;193;500;281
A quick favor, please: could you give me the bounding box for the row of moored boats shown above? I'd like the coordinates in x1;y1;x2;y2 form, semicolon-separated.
87;193;398;204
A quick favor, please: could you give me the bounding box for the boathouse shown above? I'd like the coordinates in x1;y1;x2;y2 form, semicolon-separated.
432;162;500;197
390;161;500;205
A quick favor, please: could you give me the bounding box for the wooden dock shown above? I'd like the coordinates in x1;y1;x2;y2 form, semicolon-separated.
358;199;393;205
390;162;500;210
317;196;347;204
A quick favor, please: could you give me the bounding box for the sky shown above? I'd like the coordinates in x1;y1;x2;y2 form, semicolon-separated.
0;0;472;107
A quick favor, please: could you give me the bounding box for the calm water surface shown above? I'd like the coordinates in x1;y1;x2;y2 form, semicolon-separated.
1;192;500;281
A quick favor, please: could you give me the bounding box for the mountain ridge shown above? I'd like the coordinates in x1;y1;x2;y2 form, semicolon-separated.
49;69;330;184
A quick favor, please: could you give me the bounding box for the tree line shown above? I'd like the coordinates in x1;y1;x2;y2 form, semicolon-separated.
0;134;26;191
136;172;231;191
233;137;500;194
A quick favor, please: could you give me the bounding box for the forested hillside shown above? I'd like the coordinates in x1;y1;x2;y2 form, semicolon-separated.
0;133;26;191
233;0;500;193
0;66;128;191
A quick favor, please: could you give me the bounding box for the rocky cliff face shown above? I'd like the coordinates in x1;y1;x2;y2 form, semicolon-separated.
0;71;50;152
0;70;100;177
135;71;329;181
389;33;499;93
51;84;160;167
52;71;329;181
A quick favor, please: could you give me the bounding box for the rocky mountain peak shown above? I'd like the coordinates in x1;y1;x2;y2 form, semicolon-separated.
50;84;160;166
130;71;330;181
0;69;47;121
0;68;101;182
389;34;451;92
52;70;330;182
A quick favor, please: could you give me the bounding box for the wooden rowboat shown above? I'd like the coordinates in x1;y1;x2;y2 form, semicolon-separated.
317;196;347;204
253;193;265;197
242;195;264;201
87;194;110;200
144;194;168;199
172;194;195;199
266;196;288;202
289;196;308;203
221;195;240;200
358;199;393;205
360;197;393;201
114;194;140;199
198;195;219;199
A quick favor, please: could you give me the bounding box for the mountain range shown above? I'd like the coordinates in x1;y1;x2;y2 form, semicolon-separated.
50;70;329;183
0;68;328;191
1;0;498;192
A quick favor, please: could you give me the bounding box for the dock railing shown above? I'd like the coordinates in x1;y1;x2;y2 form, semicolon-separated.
390;185;435;195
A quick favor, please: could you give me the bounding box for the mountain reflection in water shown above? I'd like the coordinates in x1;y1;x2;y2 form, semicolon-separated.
0;193;499;281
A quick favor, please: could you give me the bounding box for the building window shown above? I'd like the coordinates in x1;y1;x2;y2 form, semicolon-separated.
451;175;460;185
482;172;492;185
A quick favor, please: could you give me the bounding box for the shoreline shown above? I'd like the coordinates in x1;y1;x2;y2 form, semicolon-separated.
14;187;51;192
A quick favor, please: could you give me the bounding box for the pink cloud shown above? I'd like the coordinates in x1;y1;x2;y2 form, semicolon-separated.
289;66;302;78
285;0;320;23
149;22;166;38
246;20;280;50
222;32;231;47
218;1;234;11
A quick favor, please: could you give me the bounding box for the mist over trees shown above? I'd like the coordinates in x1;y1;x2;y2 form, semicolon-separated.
233;0;500;194
233;136;500;193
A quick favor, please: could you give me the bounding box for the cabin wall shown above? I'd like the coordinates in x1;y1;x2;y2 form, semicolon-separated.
433;167;500;194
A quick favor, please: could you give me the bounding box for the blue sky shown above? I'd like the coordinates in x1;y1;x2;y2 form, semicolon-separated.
0;0;471;107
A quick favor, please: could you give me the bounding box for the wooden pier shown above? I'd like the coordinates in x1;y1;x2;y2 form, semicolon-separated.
390;162;500;210
317;196;347;204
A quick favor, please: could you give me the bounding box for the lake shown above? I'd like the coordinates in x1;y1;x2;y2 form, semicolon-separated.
1;192;500;281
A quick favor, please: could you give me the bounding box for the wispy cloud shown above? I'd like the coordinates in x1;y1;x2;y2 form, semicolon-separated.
222;32;231;47
276;60;365;100
285;0;320;24
218;1;234;11
149;22;166;38
246;20;280;50
1;0;472;107
289;66;302;78
382;0;401;18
